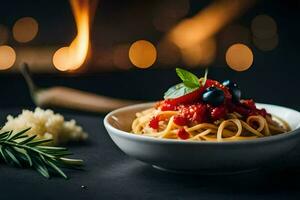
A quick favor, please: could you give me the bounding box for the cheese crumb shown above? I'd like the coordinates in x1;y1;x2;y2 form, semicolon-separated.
1;107;88;145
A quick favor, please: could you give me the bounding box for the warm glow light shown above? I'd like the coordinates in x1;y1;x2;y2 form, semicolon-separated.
0;25;9;45
53;47;72;71
226;43;253;71
168;0;255;49
181;37;216;67
251;14;277;39
13;17;38;43
0;45;16;70
129;40;157;68
53;0;94;71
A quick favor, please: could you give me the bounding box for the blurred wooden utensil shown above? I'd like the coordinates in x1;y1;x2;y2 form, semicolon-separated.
20;63;139;113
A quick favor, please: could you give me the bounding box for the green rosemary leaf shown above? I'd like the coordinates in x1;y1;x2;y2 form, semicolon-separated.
46;159;68;179
6;131;13;140
32;157;50;179
37;146;68;151
39;154;48;164
4;148;21;167
18;135;37;145
33;163;50;179
0;128;83;179
13;147;32;166
59;157;84;166
0;131;10;140
52;152;73;157
37;148;72;157
9;127;31;140
27;139;53;146
0;146;9;164
15;135;29;140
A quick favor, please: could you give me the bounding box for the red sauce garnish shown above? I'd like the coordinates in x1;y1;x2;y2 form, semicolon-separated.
233;99;267;117
158;79;269;123
173;115;188;126
234;105;250;116
168;88;203;105
178;103;207;124
210;106;227;120
160;100;176;111
177;128;189;140
241;99;256;110
149;116;160;130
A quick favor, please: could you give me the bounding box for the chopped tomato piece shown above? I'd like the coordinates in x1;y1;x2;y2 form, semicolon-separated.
149;116;160;130
168;88;202;105
177;128;189;140
210;106;227;120
179;103;207;123
173;115;188;126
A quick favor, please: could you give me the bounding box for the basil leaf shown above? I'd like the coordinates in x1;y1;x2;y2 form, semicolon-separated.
176;68;200;88
164;83;198;99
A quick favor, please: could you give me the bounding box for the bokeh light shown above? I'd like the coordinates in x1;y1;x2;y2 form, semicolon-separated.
0;45;16;70
129;40;157;68
53;47;72;71
251;14;277;39
13;17;38;43
251;14;278;51
0;25;9;45
113;44;131;70
225;43;253;71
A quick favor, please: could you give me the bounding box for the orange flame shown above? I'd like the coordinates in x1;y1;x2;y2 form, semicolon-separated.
53;0;96;71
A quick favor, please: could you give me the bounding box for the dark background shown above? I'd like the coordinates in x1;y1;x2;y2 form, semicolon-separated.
0;0;299;109
1;1;300;199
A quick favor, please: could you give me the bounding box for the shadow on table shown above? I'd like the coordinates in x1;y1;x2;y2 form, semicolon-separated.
98;157;300;197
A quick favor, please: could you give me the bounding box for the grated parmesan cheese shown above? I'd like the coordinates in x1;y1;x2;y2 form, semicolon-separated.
1;107;88;145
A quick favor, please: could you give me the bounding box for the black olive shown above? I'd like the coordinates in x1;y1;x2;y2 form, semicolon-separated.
222;80;241;103
231;87;241;102
202;87;225;106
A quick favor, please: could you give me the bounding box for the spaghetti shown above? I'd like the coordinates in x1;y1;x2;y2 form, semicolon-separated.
132;108;290;141
131;68;290;141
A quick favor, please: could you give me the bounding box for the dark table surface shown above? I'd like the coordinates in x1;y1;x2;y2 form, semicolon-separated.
1;0;300;198
1;63;300;200
1;106;300;200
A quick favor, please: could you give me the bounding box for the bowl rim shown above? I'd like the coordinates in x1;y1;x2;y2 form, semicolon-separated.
103;102;300;145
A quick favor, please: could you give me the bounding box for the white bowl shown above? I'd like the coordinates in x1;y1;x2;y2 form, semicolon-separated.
104;103;300;174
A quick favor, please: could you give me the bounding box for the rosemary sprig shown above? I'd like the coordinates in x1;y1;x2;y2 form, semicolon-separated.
0;128;83;179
